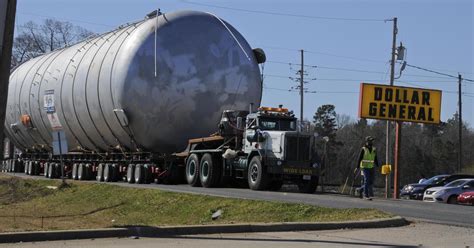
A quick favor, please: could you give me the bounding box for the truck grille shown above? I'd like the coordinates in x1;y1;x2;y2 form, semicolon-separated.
285;136;311;161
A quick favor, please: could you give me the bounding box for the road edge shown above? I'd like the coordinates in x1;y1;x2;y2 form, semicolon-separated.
0;216;408;243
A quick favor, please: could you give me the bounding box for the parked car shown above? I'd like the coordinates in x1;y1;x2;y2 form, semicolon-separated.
423;179;474;204
457;191;474;205
400;174;474;200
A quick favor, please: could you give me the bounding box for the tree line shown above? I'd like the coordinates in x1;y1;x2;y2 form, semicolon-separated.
313;104;474;189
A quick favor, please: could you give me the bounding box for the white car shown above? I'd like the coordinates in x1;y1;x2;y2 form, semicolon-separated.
423;179;474;204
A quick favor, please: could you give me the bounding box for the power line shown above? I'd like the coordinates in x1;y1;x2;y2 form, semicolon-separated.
180;0;388;22
263;86;357;94
406;63;474;83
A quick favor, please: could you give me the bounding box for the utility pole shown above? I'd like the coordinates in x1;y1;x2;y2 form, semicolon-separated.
0;0;17;160
385;17;398;198
458;74;463;173
300;49;304;125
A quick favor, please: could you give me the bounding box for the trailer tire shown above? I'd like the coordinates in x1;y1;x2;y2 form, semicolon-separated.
143;164;152;184
78;163;86;180
247;156;269;190
72;163;78;180
126;164;135;183
199;153;221;188
33;162;40;175
104;163;112;182
135;164;145;184
298;177;318;194
85;163;93;180
47;163;53;178
44;163;50;178
186;154;201;187
27;161;33;175
97;163;105;182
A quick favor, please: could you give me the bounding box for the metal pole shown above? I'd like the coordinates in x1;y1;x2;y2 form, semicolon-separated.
0;0;17;161
58;132;65;185
390;18;401;199
300;49;304;126
458;74;463;173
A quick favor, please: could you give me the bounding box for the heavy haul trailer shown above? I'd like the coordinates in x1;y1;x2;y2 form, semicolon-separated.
181;107;320;193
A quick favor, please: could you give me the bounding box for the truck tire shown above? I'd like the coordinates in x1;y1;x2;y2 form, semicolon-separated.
104;164;116;182
126;164;135;183
186;154;201;187
135;164;144;184
97;163;105;182
248;156;269;190
78;163;86;180
44;163;50;178
199;153;221;188
72;163;78;180
298;177;318;194
27;161;33;175
143;164;152;184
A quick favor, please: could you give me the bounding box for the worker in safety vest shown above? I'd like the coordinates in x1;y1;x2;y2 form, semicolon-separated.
357;136;379;200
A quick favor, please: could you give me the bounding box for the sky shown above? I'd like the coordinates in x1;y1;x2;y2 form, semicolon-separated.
14;0;474;127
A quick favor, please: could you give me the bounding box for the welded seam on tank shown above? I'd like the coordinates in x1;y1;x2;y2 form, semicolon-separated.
16;56;52;148
95;24;143;151
108;22;146;149
83;31;124;149
69;34;112;151
5;70;27;150
27;51;61;147
34;49;72;149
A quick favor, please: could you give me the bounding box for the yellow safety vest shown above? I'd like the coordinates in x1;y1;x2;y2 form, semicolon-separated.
360;147;376;169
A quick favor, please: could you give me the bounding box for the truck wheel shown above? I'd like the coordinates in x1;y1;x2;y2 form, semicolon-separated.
126;164;135;183
96;163;104;181
199;153;221;188
43;163;50;177
135;164;144;184
72;163;78;180
78;163;86;180
248;156;269;190
298;177;318;194
186;154;201;187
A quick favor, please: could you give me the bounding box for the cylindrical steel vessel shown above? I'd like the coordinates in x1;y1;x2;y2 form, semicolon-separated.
4;10;262;153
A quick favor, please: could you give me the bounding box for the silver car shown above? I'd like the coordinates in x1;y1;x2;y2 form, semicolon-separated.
423;179;474;204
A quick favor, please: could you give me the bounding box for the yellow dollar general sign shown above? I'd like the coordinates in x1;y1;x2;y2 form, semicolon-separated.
359;83;442;124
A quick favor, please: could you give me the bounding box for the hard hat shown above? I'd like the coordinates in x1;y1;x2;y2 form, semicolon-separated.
365;136;375;142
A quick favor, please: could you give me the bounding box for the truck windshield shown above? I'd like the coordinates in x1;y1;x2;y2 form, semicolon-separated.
258;118;296;131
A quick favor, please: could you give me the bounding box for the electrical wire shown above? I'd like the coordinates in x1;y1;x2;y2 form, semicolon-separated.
180;0;388;22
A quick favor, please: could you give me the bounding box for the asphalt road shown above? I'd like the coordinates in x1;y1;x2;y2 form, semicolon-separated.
2;222;473;247
6;173;474;228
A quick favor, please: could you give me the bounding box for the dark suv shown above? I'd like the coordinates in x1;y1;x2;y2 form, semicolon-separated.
400;174;474;200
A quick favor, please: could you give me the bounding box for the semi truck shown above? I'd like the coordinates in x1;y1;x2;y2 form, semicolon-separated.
1;10;320;192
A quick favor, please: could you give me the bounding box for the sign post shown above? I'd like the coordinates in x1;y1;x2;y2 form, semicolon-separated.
45;90;67;185
359;83;442;198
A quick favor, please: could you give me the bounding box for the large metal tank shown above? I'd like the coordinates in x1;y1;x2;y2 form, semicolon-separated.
4;10;263;153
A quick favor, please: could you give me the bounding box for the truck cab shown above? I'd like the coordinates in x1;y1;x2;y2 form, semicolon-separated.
184;106;320;193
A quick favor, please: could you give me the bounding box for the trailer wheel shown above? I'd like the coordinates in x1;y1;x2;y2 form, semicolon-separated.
104;163;112;182
72;163;78;180
248;156;269;190
97;163;105;182
43;163;49;177
17;160;24;173
111;164;119;182
199;153;221;188
297;177;318;194
78;163;86;180
33;162;40;176
186;154;201;187
126;164;135;183
135;164;144;184
143;164;152;184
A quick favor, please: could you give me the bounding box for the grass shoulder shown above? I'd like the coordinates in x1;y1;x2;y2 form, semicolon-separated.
0;174;392;232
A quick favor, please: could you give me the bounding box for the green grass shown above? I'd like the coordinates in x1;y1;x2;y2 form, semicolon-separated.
0;174;392;232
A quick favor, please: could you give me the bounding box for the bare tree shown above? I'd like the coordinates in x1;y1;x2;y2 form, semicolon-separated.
11;19;94;68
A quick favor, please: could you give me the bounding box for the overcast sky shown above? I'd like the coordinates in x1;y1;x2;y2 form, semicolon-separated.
14;0;473;127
